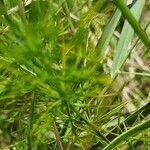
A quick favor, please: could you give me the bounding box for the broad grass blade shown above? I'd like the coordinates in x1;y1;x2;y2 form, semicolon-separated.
96;9;121;55
111;0;145;77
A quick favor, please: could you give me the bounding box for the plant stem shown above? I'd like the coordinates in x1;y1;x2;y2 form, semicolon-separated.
53;121;64;150
26;94;35;150
114;0;150;48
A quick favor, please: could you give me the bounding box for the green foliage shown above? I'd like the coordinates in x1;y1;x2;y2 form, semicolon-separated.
0;0;149;149
111;0;146;77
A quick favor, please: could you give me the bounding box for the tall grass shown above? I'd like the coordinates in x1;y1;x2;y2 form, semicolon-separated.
0;0;149;149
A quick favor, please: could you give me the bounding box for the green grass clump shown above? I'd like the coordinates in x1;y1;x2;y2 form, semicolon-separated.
0;0;149;149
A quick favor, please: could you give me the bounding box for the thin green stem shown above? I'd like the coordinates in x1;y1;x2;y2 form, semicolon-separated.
119;71;150;77
71;105;109;145
114;0;150;48
53;120;64;150
26;94;35;150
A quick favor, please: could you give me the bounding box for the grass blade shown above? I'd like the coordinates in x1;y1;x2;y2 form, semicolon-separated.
114;0;150;48
119;71;150;77
111;0;146;77
96;9;121;55
103;119;150;150
106;102;150;141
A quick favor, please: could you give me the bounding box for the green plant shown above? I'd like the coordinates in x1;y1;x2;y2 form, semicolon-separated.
0;0;149;149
